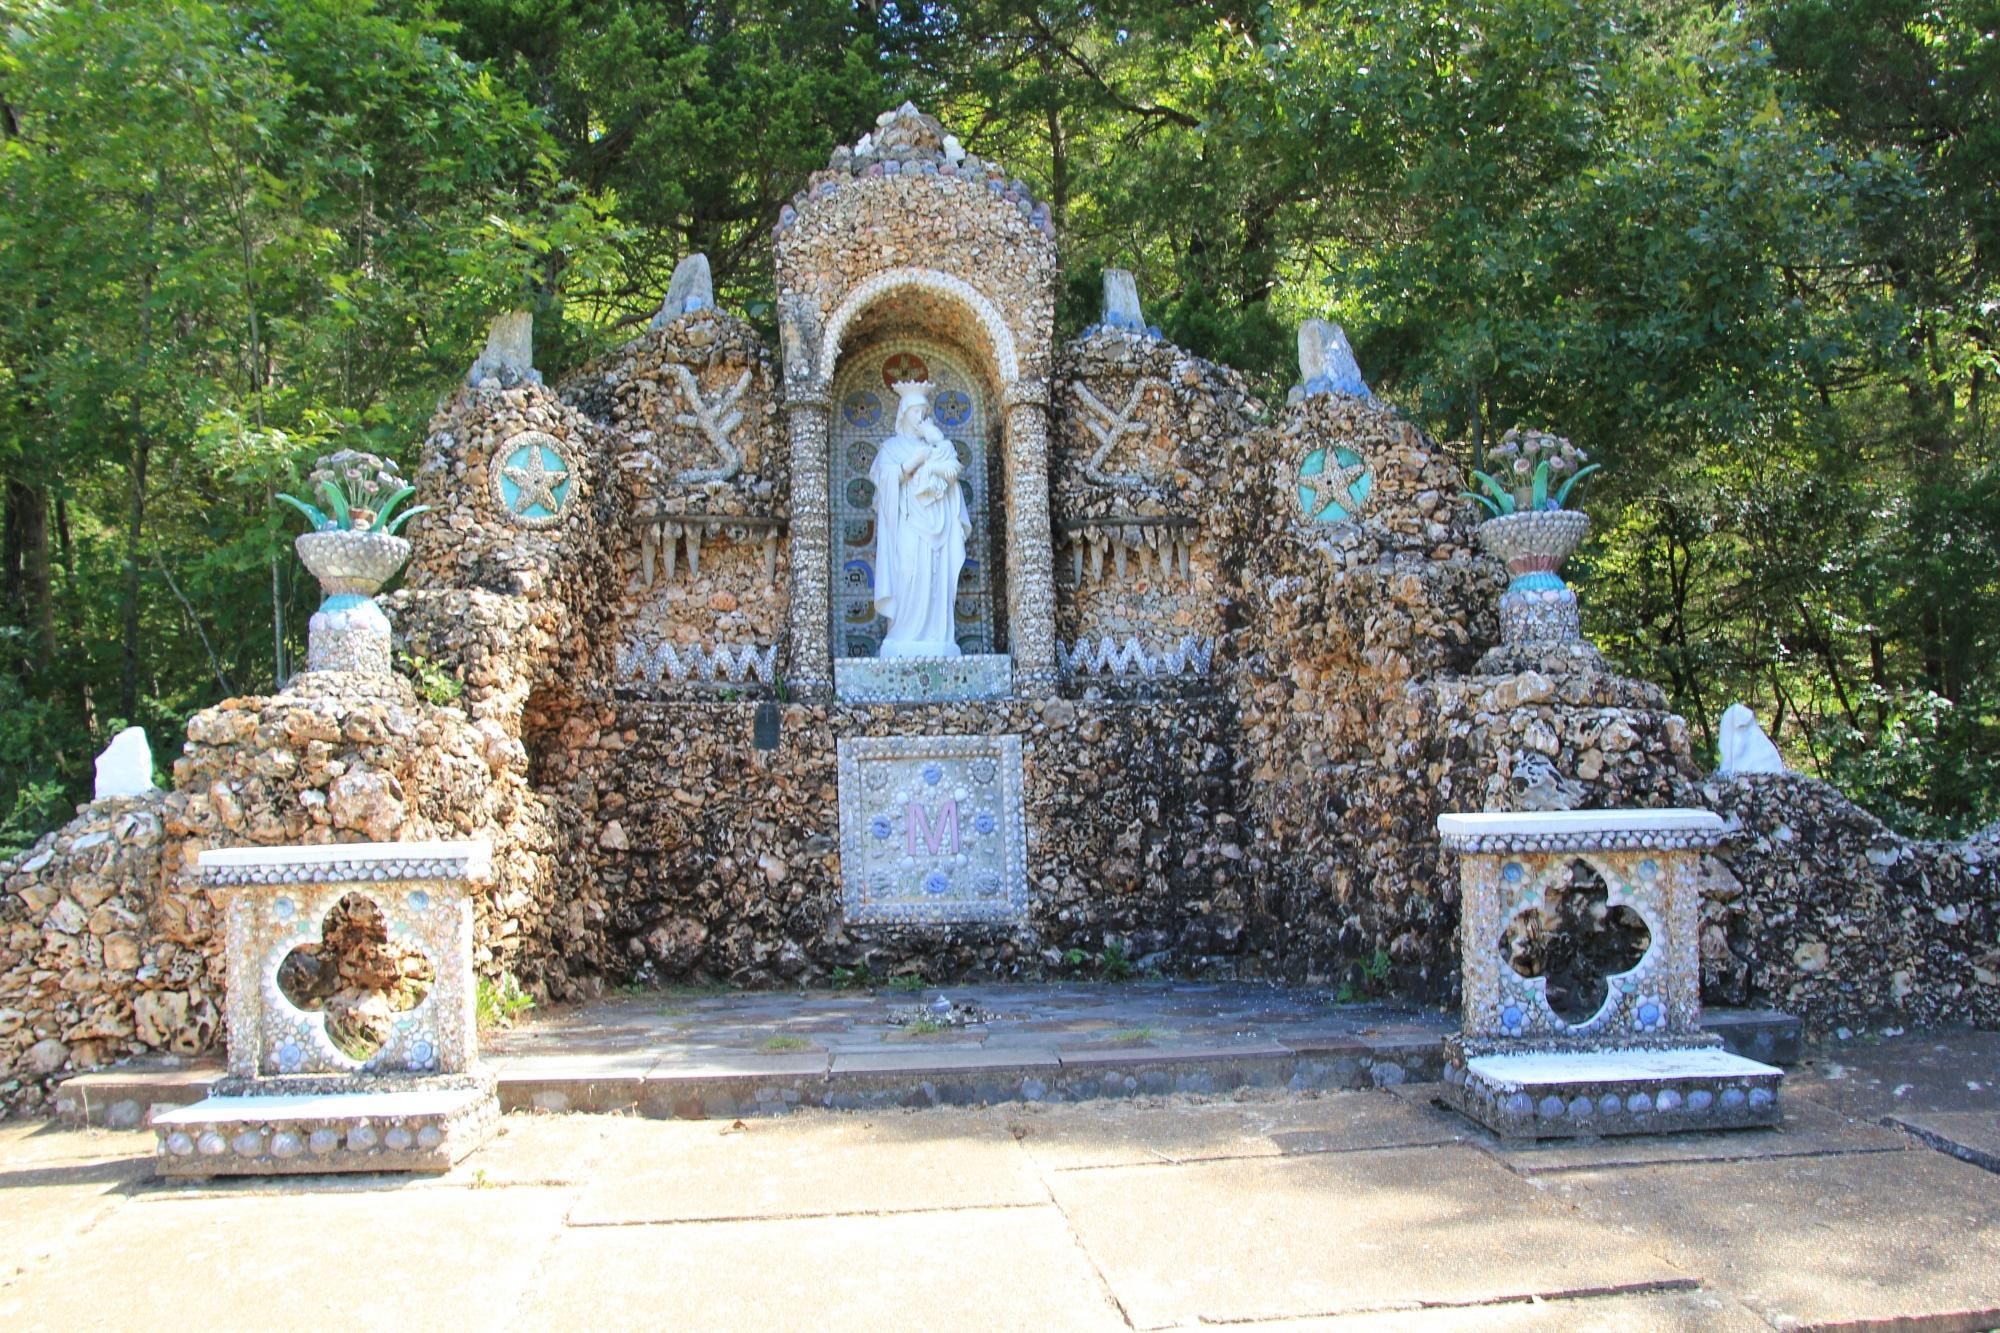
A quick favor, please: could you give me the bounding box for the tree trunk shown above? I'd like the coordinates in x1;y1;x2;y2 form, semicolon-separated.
2;479;53;662
120;439;149;721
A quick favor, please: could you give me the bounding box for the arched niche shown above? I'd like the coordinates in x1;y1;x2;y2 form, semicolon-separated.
828;336;1008;658
813;267;1020;393
783;270;1056;699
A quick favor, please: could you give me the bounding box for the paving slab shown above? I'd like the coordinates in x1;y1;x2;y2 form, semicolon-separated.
0;1147;150;1284
1011;1089;1466;1171
1397;1082;1911;1172
513;1206;1126;1331
1253;1288;1770;1331
436;1112;620;1186
1045;1143;1687;1328
52;1062;219;1127
1888;1110;2000;1173
0;1120;153;1167
1793;1029;2000;1119
569;1108;1046;1224
1542;1148;2000;1331
0;1184;573;1331
494;1051;658;1114
828;1046;1059;1075
59;985;1798;1122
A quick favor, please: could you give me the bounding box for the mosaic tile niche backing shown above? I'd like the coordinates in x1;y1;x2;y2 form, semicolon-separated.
837;734;1028;925
829;340;998;659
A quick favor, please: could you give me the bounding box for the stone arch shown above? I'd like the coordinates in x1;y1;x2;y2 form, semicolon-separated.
814;268;1021;391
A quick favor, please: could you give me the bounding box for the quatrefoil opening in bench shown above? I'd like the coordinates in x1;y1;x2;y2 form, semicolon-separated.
276;892;436;1064
1498;859;1652;1026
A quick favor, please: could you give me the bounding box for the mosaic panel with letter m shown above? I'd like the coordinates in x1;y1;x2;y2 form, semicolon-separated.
836;734;1028;925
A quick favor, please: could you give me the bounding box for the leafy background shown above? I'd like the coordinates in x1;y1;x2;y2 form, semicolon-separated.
1;0;1993;850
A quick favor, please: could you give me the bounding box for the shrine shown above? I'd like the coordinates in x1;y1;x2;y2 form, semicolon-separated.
6;104;1995;1141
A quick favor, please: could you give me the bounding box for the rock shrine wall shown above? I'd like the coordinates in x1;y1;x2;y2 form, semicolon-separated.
4;103;1996;1113
526;696;1242;985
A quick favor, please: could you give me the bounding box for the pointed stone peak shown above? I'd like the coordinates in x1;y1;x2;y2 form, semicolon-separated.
652;253;714;328
467;309;541;387
1102;270;1144;332
1296;319;1370;400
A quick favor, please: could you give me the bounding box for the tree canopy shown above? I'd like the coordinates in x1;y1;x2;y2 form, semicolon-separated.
1;0;1994;847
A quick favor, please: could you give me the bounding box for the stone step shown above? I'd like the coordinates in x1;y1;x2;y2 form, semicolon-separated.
152;1086;500;1176
54;1007;1804;1127
1446;1046;1785;1140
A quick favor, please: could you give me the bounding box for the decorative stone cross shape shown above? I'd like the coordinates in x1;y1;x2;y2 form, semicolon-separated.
1498;859;1652;1025
670;364;752;483
1071;380;1158;489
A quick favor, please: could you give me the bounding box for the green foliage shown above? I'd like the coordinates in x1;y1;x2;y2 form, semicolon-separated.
760;1033;812;1052
398;652;464;708
474;971;536;1029
0;0;1993;845
883;972;929;993
1063;942;1136;981
0;0;617;841
1336;950;1395;1004
831;963;878;990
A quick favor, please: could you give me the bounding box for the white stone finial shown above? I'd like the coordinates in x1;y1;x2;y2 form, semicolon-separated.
1101;269;1144;332
653;253;714;328
1298;319;1370;399
466;309;541;387
94;726;157;800
942;134;964;164
1717;703;1788;776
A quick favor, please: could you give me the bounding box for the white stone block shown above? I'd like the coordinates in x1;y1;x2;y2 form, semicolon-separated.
93;726;156;800
1718;703;1788;775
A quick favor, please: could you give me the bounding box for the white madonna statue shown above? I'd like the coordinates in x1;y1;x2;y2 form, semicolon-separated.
871;380;970;657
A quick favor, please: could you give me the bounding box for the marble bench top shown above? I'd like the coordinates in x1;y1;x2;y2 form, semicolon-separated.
1437;808;1726;852
196;840;492;885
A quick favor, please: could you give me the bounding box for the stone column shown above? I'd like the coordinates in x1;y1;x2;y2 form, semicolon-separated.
784;387;835;700
1002;379;1058;696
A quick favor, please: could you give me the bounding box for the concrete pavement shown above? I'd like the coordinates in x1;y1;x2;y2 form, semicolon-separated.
3;1031;1998;1331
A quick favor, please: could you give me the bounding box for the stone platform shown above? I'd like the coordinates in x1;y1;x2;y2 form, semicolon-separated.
832;652;1012;702
60;983;1800;1125
1445;1045;1784;1140
153;1080;500;1176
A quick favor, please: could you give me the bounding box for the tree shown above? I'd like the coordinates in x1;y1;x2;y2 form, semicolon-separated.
0;0;614;849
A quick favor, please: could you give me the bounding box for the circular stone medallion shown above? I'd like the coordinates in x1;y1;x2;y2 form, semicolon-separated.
881;351;930;387
842;391;882;428
491;431;575;529
1296;446;1374;524
933;388;973;428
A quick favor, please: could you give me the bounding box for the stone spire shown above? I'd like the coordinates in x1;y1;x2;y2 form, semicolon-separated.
1101;269;1145;332
466;309;541;387
1296;318;1370;400
652;253;715;329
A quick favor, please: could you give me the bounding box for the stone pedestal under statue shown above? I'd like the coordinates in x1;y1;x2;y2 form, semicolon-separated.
1438;809;1782;1139
153;841;499;1177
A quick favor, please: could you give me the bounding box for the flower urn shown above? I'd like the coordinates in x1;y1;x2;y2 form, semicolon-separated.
295;529;412;675
1477;509;1588;649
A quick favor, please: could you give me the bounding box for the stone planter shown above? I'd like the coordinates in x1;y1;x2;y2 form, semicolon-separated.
295;529;411;676
1478;510;1588;650
295;529;412;597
